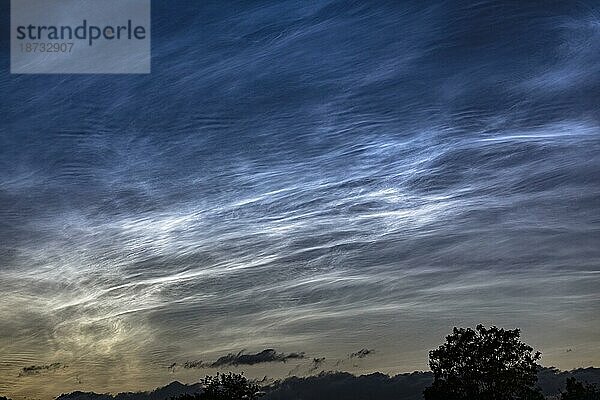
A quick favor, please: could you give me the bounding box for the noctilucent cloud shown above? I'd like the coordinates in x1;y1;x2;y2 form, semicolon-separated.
1;1;599;399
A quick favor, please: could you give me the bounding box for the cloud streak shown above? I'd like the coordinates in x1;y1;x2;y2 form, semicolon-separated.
210;350;305;368
349;349;375;359
18;363;65;377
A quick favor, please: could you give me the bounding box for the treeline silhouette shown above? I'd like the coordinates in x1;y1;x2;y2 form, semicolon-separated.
561;378;600;400
3;326;599;400
166;325;600;400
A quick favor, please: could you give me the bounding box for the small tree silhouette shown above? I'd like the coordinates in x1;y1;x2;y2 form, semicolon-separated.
561;377;600;400
174;372;264;400
201;372;264;400
424;324;544;400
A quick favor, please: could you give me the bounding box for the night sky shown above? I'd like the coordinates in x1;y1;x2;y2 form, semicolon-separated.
1;1;599;399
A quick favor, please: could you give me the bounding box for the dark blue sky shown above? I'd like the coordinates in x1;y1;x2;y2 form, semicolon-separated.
1;1;599;398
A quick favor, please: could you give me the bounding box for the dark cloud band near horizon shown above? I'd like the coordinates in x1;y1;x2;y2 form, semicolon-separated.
174;349;306;370
1;1;599;399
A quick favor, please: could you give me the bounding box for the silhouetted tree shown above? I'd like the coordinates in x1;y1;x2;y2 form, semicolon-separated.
424;324;544;400
174;372;264;400
561;377;600;400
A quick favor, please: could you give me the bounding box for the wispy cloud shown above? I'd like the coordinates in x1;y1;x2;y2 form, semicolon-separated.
183;360;205;369
18;363;66;377
349;349;375;359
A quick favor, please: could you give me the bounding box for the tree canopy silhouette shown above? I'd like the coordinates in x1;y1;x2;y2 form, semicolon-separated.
561;377;600;400
174;372;264;400
423;324;544;400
